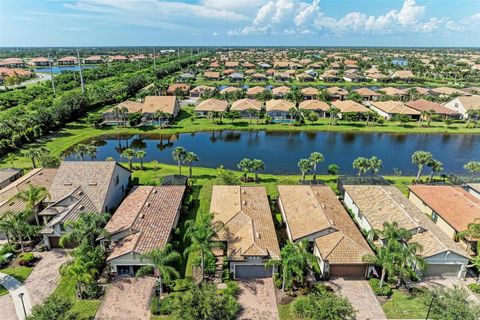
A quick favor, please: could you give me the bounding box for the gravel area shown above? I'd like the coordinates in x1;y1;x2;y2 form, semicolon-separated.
237;278;279;320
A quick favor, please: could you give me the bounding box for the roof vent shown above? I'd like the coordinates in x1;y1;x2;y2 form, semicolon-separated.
64;182;72;186
141;213;145;219
256;232;261;239
321;204;326;209
78;205;85;211
242;189;246;194
153;189;158;194
146;202;151;208
242;200;247;206
88;182;97;186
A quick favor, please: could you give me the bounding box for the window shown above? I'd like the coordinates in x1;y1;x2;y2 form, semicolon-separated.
454;103;459;108
59;223;65;232
431;211;438;222
114;175;119;186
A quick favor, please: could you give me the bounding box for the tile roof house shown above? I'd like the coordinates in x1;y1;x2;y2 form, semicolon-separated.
211;186;280;278
166;83;191;96
390;70;415;81
379;87;407;97
368;101;421;120
408;185;480;253
342;184;470;278
299;100;330;117
83;55;104;64
278;185;373;278
246;86;266;98
230;99;262;118
142;96;180;123
326;87;348;100
331;100;369;117
40;161;131;249
266;99;295;122
405;99;460;118
102;186;185;276
272;86;291;98
189;85;215;98
102;100;144;124
444;96;480;120
203;71;220;80
29;57;50;67
353;88;381;101
301;87;319;100
57;56;78;65
194;98;228;116
0;168;22;190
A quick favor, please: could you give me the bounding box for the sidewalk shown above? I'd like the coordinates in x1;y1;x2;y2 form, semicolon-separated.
0;272;32;320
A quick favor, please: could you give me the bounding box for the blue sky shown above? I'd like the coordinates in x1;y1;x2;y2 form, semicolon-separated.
1;0;479;47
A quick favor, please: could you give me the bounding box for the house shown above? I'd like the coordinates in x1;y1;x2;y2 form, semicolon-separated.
299;100;330;118
167;83;190;96
343;73;365;83
102;186;185;276
142;96;180;124
274;72;291;82
405;99;460;119
102;100;144;124
210;186;280;278
251;73;267;82
444;96;480;119
353;88;381;101
29;57;50;67
57;56;77;65
326;87;348;100
379;87;407;98
272;86;291;99
194;99;228;116
229;73;244;82
246;86;266;99
390;70;414;82
273;61;289;69
366;73;388;82
408;185;480;254
203;71;220;80
278;185;373;278
83;55;103;64
0;168;22;190
111;55;128;62
342;184;470;277
331;100;369;118
39;161;131;249
320;72;340;82
266;99;295;122
179;72;195;82
230;99;262;118
220;86;242;95
431;87;469;97
189;85;215;98
368;101;421;120
0;58;25;68
225;61;239;68
223;69;235;76
297;73;315;82
301;87;319;100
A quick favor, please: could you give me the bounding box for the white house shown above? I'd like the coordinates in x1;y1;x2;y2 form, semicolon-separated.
443;96;480;119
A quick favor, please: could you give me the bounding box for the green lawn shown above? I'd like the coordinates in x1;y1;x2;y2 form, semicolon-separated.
51;277;101;320
0;285;8;296
382;289;429;319
0;266;34;297
278;303;295;320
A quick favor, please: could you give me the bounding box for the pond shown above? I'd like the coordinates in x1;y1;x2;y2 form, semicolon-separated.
34;65;98;74
64;131;480;175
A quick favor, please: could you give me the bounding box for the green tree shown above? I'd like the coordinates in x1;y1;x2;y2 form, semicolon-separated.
136;244;180;298
11;185;51;224
327;164;340;176
121;148;136;170
135;150;146;170
0;210;40;252
412;150;433;181
426;287;480;320
63;246;101;298
297;158;312;182
353;157;370;176
251;159;265;182
25;148;40;169
464;161;480;179
309;152;324;181
7;153;16;168
184;151;199;178
237;158;253;181
427;159;443;182
369;156;383;175
59;212;110;248
27;295;74;320
328;106;340;125
172;146;187;175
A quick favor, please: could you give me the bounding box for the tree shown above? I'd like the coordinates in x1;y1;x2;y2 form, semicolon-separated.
237;158;253;181
74;144;88;161
0;210;40;252
327;164;340;176
85;145;97;160
154;110;169;128
412;150;433;181
427;159;443;182
59;212;110;248
121;148;136;170
172;146;187;175
64;252;100;298
11;185;51;224
421;109;434;127
25;148;40;169
353;157;370;176
251;159;265;182
309;152;324;181
426;287;480;320
27;295;74;320
184;151;199;178
328;106;340;125
297;158;312;182
363;244;396;288
464;161;480;179
135;150;146;170
184;214;223;281
369;156;383;175
7;153;16;168
136;244;180;298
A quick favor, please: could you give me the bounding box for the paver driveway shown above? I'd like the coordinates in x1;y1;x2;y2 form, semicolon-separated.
0;294;17;320
95;277;156;320
237;278;279;320
329;277;386;320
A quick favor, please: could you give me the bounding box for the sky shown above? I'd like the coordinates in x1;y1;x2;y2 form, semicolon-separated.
1;0;479;47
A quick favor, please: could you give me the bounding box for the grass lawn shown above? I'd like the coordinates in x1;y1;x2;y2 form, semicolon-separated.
382;289;429;319
278;303;295;320
52;277;101;320
0;266;34;297
0;285;8;296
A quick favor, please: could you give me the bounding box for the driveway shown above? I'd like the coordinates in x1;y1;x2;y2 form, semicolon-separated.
328;277;386;320
237;278;279;320
419;276;479;303
0;294;17;320
95;277;156;320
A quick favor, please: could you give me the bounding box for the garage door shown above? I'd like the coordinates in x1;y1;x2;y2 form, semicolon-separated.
425;264;460;277
330;264;367;278
235;265;273;278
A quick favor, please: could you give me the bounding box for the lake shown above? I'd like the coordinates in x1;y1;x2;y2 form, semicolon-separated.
64;131;480;175
34;65;98;74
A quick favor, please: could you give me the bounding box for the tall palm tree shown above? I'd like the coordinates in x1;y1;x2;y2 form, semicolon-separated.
85;145;97;160
74;144;88;161
353;157;369;176
112;106;121;127
1;210;39;253
427;159;443;182
11;185;51;224
362;245;395;288
251;159;265;182
172;146;187;175
369;156;383;175
25;148;39;169
412;150;433;182
137;244;180;299
121;148;136;170
135;150;146;170
184;151;199;178
464;161;480;180
237;158;253;181
309;152;324;181
328;106;340;125
60;212;110;248
65;256;99;298
298;158;312;182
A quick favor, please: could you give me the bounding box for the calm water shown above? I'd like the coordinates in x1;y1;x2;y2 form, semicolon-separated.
64;131;480;175
34;65;97;74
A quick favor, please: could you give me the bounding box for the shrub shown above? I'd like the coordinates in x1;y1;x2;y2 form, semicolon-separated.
193;250;216;276
18;253;35;266
224;280;239;297
369;278;392;296
172;278;193;292
468;283;480;294
0;243;15;255
217;166;240;185
81;282;104;299
151;294;177;315
27;295;74;320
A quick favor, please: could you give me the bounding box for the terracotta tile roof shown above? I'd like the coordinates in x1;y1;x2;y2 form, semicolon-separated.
380;87;407;96
409;185;480;232
315;231;372;264
210;186;280;260
220;86;242;94
106;185;185;260
455;96;480;111
272;86;291;95
370;101;421;115
301;87;319;95
195;98;228;112
143;96;178;114
326;87;348;96
331;100;369;113
354;88;381;97
431;87;469;96
167;83;190;93
246;86;265;95
190;85;215;93
204;71;220;78
405;99;458;115
391;70;414;79
58;56;77;62
266;99;295;112
0;168;57;215
230;99;262;111
105;100;143;114
299;99;330;111
48;161;129;213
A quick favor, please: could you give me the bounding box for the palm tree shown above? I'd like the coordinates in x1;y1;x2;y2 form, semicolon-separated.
309;152;324;181
60;212;110;248
121;148;136;170
353;157;370;176
369;156;383;175
7;153;16;168
298;158;312;182
74;144;88;161
85;145;97;160
328;106;340;125
251;159;265;182
65;256;99;298
112;106;121;127
421;109;434;127
237;158;253;181
172;146;187;175
427;159;443;182
184;151;199;178
412;150;433;182
154;110;168;128
11;185;51;224
137;244;180;299
183;214;223;281
25;148;39;169
1;210;39;253
119;106;129;127
135;150;146;170
464;161;480;180
362;246;395;288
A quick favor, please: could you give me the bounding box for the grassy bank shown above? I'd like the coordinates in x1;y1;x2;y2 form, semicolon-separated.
52;277;101;320
0;266;34;296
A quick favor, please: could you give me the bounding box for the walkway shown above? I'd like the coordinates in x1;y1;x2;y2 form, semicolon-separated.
0;273;32;320
237;278;279;320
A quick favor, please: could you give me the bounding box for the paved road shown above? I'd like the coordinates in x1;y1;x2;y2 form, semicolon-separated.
0;73;52;90
0;273;32;320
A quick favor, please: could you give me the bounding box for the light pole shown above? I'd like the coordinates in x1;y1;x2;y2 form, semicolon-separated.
18;292;27;318
425;293;436;319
